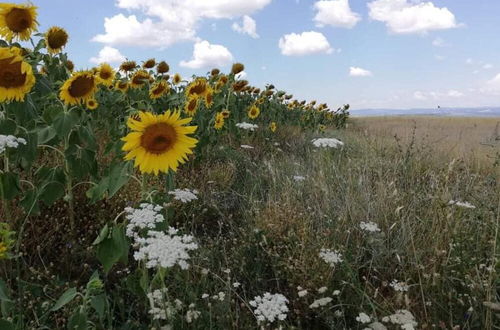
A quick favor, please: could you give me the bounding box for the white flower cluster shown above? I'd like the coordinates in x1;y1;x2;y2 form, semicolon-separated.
382;309;417;330
311;138;344;148
448;200;476;209
293;175;306;182
236;122;259;131
390;280;409;292
185;304;201;323
125;203;164;239
309;297;332;309
319;248;343;267
147;288;177;320
0;134;26;154
360;221;381;233
249;293;289;323
134;228;198;269
168;188;198;203
356;312;371;323
240;144;254;149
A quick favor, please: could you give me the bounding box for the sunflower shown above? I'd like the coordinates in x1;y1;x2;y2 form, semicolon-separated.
211;68;220;76
86;98;98;110
184;97;198;116
204;88;213;108
232;80;247;92
0;3;38;41
143;58;155;69
157;61;169;74
122;111;198;175
59;71;98;105
65;60;74;72
0;47;36;102
319;124;326;132
0;242;7;259
96;63;115;86
185;77;208;99
149;80;169;99
231;62;244;75
119;60;136;73
130;70;150;88
270;122;277;132
214;112;224;130
172;73;181;85
247;104;260;119
45;26;68;54
221;109;230;119
115;80;129;93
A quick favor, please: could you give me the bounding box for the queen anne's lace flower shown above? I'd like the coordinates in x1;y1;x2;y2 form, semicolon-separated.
448;200;476;209
309;297;332;309
249;293;289;323
125;203;164;239
293;175;306;182
356;312;371;324
134;228;198;269
168;188;198;203
311;138;344;148
382;309;417;330
0;135;26;154
236;122;258;131
360;221;381;233
319;248;343;267
390;280;409;292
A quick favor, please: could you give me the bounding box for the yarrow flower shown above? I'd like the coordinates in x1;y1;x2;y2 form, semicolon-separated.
309;297;332;309
382;309;418;330
124;203;164;239
134;228;198;269
319;248;343;267
360;221;381;233
235;122;258;131
356;312;371;324
390;280;409;292
0;135;26;154
293;175;306;182
249;293;289;324
311;138;344;148
448;200;476;209
168;188;198;203
147;288;180;321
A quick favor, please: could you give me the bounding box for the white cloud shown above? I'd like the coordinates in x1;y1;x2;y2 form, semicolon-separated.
94;0;271;48
89;46;126;64
235;71;247;80
432;37;447;47
487;73;500;87
368;0;459;34
232;15;259;38
466;58;474;64
483;63;493;70
279;31;333;56
180;40;234;69
479;73;500;95
413;91;427;100
447;90;463;98
313;0;361;28
413;89;463;100
349;67;372;77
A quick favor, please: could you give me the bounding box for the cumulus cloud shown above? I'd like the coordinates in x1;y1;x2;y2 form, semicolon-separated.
93;0;271;47
413;89;463;100
368;0;459;34
89;46;126;64
232;15;259;38
349;67;372;77
279;31;333;56
180;40;234;69
413;91;427;100
313;0;361;28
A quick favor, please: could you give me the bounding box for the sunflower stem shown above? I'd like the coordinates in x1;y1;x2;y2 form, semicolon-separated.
2;151;11;225
63;135;75;232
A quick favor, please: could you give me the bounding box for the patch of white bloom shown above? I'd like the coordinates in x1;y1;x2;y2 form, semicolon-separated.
356;312;371;324
360;221;381;233
382;310;417;330
311;137;344;148
319;248;343;267
185;304;201;324
293;175;306;182
448;200;476;209
249;293;289;324
134;228;198;269
147;288;180;321
168;188;198;203
390;280;409;292
240;144;254;149
309;297;332;309
0;135;26;154
125;203;164;239
236;122;258;131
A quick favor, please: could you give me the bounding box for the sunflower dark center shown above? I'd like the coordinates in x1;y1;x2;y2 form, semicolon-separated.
190;83;206;95
153;85;165;95
141;123;177;154
47;29;68;49
0;57;26;88
99;70;111;80
69;75;94;97
132;73;147;85
6;8;32;32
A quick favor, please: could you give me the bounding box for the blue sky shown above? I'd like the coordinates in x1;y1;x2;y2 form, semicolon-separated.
30;0;500;110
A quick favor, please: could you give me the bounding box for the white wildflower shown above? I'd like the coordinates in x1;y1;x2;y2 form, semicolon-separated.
356;312;371;324
201;294;209;299
319;248;343;267
390;280;409;292
168;188;198;203
185;309;200;323
212;292;225;301
240;144;254;149
332;290;340;296
133;228;198;269
125;203;164;239
311;137;344;148
298;289;308;297
309;297;332;309
382;310;417;330
360;221;381;233
317;286;328;294
448;200;476;209
249;293;289;324
293;175;306;182
334;310;344;317
147;288;175;321
233;282;241;288
236;122;258;131
0;134;26;154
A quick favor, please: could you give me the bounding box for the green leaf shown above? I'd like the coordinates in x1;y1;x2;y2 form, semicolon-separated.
39;181;65;206
51;287;78;311
107;162;129;198
0;119;17;135
0;319;14;330
42;105;63;124
19;189;39;216
90;294;107;319
114;224;129;265
95;225;129;274
52;111;79;138
0;280;11;302
86;177;109;203
92;224;109;246
0;172;20;201
67;311;87;330
37;126;57;144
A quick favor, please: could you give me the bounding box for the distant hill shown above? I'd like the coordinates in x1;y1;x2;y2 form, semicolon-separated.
351;107;500;117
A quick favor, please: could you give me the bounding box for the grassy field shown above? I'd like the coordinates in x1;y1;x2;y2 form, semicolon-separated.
5;116;500;329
